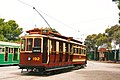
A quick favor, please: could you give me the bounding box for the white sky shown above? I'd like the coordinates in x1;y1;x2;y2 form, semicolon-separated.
0;0;119;42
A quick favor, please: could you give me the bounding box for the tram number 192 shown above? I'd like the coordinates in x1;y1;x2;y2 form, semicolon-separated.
32;57;40;61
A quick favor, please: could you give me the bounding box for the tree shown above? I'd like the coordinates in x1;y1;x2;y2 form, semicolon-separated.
84;24;120;60
85;25;120;49
84;34;97;53
113;29;120;44
96;33;107;46
43;27;60;34
112;1;120;61
51;28;60;34
0;18;23;42
105;25;120;45
85;34;95;47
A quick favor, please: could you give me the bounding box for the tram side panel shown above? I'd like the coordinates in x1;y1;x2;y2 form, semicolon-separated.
19;35;87;71
19;37;56;69
0;43;20;65
20;53;43;67
72;45;87;66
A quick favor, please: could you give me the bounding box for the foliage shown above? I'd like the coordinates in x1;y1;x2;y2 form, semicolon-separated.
112;29;120;44
96;33;108;47
84;25;120;53
84;34;97;53
44;27;60;34
0;18;23;42
50;28;60;34
112;1;120;44
105;25;120;45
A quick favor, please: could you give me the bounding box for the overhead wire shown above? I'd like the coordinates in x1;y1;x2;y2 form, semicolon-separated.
17;0;33;8
37;9;78;31
17;0;87;41
17;0;51;29
17;0;79;32
17;0;117;41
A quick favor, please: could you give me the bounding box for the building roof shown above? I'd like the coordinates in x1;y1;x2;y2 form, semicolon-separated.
98;48;108;52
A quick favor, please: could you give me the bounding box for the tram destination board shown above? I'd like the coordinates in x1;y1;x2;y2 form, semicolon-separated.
32;47;41;53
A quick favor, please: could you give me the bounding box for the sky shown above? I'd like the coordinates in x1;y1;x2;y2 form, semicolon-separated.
0;0;119;42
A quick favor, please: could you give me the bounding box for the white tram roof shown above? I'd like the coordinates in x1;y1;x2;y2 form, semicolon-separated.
0;41;20;47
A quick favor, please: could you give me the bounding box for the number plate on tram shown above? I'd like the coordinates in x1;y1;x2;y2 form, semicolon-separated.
32;57;40;61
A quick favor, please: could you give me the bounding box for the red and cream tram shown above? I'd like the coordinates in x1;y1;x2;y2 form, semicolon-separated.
19;28;87;73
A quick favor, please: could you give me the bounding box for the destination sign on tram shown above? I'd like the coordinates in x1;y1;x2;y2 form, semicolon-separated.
32;47;41;53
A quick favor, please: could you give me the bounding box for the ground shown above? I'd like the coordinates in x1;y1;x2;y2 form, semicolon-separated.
0;61;120;80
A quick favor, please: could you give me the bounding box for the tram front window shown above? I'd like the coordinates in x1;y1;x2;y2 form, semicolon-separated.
21;38;41;52
21;39;26;51
32;38;41;53
27;38;33;51
34;38;41;48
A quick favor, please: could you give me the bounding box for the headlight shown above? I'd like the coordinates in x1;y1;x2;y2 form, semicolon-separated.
28;57;31;61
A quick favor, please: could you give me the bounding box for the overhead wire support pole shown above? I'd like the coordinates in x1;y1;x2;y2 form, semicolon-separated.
33;7;52;29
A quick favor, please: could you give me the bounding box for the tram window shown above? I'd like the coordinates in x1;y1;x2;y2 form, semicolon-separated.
81;49;84;54
83;49;84;54
83;48;86;54
73;45;77;53
80;47;82;54
14;48;18;54
51;40;56;52
73;48;75;53
10;48;13;53
0;48;2;53
79;48;81;54
27;38;33;51
70;44;72;53
21;39;26;51
59;41;63;52
0;47;4;53
2;48;4;52
34;38;41;48
8;48;10;53
84;50;86;54
5;47;9;53
76;48;78;54
65;43;68;52
81;49;82;54
0;47;3;53
13;48;18;61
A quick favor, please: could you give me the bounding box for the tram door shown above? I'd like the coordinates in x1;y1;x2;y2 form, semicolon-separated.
13;48;18;61
42;37;48;63
5;47;8;61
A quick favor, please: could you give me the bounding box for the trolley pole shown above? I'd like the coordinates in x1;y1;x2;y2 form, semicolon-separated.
33;7;52;29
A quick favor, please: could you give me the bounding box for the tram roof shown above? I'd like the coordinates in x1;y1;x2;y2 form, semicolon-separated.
0;41;20;47
26;28;83;44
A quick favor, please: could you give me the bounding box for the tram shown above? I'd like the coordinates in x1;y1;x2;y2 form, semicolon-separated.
0;41;20;65
19;28;87;73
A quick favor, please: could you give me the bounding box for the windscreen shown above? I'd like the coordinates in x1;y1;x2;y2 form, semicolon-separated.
21;38;41;52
